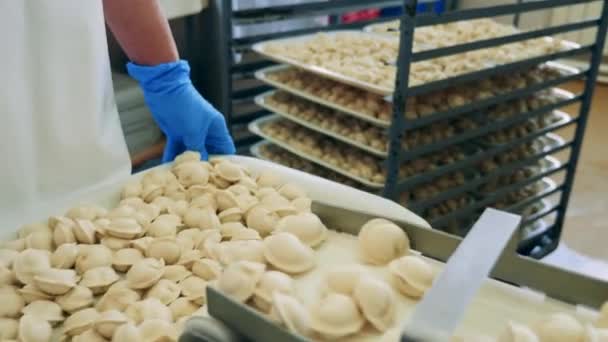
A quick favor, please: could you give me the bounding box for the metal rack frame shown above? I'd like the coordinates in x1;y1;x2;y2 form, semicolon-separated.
385;0;608;257
199;0;413;150
202;0;607;257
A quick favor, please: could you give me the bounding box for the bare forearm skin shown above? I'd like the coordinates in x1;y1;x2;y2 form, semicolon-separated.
103;0;179;66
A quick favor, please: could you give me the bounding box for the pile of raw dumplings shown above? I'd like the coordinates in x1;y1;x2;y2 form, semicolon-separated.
258;143;365;189
0;151;327;341
213;214;436;340
265;91;476;153
261;27;568;89
260;118;468;185
266;65;565;123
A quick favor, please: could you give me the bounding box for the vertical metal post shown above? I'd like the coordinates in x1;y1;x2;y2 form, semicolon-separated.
383;0;418;200
551;0;608;246
513;0;524;27
218;0;234;134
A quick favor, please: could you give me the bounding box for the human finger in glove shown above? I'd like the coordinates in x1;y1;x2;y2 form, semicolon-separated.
128;60;236;163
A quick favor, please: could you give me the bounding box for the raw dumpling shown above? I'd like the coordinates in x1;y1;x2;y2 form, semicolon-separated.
353;276;396;332
535;313;584;342
322;265;365;296
499;321;539;342
263;233;315;274
271;293;312;338
310;293;365;339
253;271;294;312
217;261;265;302
274;213;327;248
388;255;434;298
358;219;409;265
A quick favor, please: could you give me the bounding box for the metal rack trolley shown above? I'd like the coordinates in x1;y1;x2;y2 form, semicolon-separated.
200;0;607;258
383;0;608;258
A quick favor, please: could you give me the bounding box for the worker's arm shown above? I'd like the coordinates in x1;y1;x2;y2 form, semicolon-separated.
103;0;235;162
103;0;178;65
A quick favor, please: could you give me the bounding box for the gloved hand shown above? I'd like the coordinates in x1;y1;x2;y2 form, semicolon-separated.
127;60;235;163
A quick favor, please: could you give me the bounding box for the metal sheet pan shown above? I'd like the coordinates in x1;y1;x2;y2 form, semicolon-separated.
205;202;608;342
254;90;389;158
254;64;391;127
251;31;395;95
248;115;386;188
252;31;580;96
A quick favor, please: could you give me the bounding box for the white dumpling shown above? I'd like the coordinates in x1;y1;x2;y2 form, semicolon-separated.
310;293;365;340
263;233;315;274
358;219;409;265
353;276;395;332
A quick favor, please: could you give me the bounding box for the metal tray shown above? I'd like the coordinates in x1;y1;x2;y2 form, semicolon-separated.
477;111;570;149
252;30;396;95
254;90;389;158
248;115;386;188
231;0;327;11
255;64;391;127
204;202;608;342
232;16;328;39
252;31;580;96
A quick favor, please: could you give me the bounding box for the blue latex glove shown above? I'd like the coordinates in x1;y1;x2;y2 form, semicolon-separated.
127;60;235;162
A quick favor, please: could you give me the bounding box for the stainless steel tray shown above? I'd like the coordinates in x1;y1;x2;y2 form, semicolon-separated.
252;31;580;96
248;115;386;188
202;202;608;342
254;64;391;127
252;31;396;95
254;90;388;158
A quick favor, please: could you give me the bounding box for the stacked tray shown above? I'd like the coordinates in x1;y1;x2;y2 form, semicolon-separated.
252;30;577;94
250;115;473;189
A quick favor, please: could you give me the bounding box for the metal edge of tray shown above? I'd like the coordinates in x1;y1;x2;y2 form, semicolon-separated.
254;64;392;127
205;202;608;342
474;177;557;208
361;21;580;52
251;31;396;96
542;132;567;153
539;155;562;173
254;90;389;158
550;87;576;101
363;20;398;34
477;112;570;149
247;115;386;189
544;61;581;76
250;140;384;195
249;139;270;160
543;110;571;131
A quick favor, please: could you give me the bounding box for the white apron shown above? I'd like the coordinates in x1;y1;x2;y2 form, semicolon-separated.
0;1;131;230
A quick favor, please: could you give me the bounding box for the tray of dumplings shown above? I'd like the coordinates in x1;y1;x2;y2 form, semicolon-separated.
252;30;578;95
255;90;480;158
362;18;577;54
255;63;575;127
202;198;608;341
249;115;387;188
250;115;476;190
254;90;389;157
250;140;374;191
